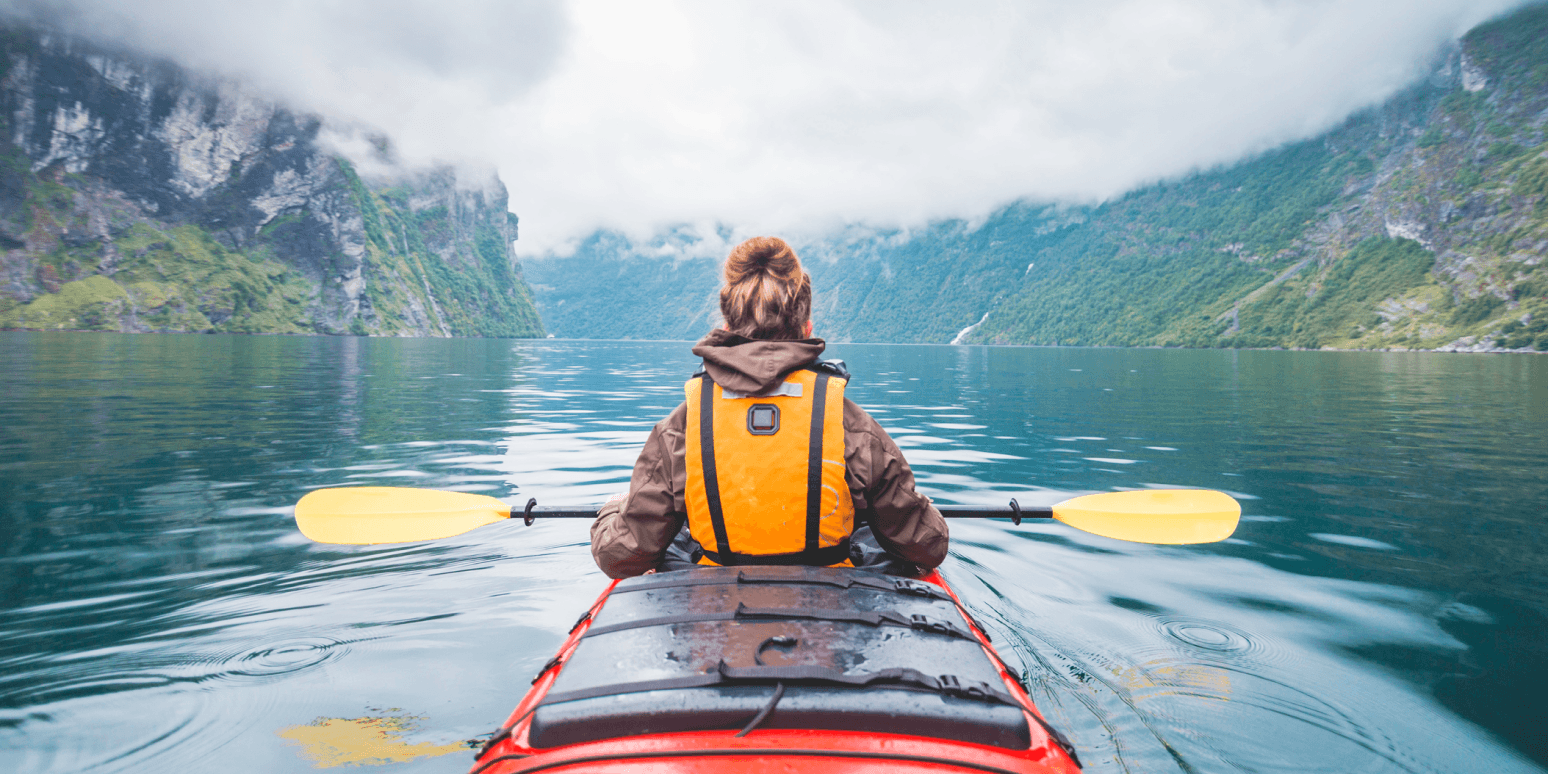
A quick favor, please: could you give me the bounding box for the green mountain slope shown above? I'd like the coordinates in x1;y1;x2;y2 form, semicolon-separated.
528;2;1548;351
526;230;723;340
973;2;1548;351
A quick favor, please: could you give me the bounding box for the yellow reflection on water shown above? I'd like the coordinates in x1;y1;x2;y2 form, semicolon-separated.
277;712;463;768
1115;661;1233;700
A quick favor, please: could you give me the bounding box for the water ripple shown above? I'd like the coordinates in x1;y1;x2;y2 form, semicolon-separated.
1157;617;1257;657
217;636;351;682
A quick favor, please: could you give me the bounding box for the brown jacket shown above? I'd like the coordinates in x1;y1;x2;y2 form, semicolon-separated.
590;330;949;578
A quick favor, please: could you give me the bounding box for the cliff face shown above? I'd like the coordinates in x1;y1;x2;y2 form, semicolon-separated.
527;3;1547;352
0;28;543;338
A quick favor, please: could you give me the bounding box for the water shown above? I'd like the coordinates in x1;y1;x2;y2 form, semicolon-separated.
1;331;1545;773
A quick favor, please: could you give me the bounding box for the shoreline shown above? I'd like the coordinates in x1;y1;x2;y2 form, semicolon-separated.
2;327;1543;354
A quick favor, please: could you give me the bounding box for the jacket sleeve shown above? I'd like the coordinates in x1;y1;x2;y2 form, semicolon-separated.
590;403;688;578
842;399;949;569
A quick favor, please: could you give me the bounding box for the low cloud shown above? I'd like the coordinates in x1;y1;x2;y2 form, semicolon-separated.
1;0;1532;254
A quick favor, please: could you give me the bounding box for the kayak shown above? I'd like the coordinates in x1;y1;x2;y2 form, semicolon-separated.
469;564;1083;773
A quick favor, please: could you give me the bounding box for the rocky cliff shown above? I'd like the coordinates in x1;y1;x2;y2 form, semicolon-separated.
527;2;1547;352
0;27;543;338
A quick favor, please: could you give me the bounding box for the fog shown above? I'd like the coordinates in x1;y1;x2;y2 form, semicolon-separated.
0;0;1531;254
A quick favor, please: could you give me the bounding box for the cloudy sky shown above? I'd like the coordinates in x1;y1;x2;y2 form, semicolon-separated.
2;0;1532;253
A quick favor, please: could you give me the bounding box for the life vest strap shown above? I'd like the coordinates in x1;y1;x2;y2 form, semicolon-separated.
805;370;830;554
696;375;733;560
700;539;850;568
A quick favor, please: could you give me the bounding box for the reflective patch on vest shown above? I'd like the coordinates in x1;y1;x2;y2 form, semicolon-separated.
721;381;803;400
747;404;779;435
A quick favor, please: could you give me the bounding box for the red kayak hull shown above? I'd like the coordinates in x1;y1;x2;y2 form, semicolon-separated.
471;570;1080;774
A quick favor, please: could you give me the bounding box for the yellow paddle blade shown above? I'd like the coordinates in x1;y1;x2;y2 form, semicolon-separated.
294;487;512;545
1052;489;1240;544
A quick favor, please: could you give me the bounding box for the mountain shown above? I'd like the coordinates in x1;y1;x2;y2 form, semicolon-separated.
525;2;1548;352
0;27;543;338
525;208;1082;343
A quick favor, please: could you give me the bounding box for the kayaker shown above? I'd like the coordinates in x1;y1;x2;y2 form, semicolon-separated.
591;236;948;578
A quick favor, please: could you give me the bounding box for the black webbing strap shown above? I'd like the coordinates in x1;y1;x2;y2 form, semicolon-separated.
609;569;950;600
737;604;974;640
805;371;830;553
700;540;849;568
719;663;1018;705
539;672;726;706
697;375;733;564
581;601;972;641
538;660;1020;708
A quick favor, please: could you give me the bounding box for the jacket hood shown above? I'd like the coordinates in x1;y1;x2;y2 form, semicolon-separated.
691;329;826;394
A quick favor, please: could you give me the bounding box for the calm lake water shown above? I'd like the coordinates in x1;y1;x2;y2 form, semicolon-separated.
1;331;1545;773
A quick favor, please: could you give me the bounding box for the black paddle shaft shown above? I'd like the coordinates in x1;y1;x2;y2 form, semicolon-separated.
517;499;1053;526
939;501;1054;526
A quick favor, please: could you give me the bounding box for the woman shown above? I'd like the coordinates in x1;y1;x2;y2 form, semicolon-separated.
590;236;947;578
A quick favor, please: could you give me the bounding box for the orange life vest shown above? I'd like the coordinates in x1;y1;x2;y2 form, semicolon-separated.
684;363;854;567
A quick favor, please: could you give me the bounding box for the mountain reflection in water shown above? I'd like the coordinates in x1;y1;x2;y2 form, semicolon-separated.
1;332;1544;773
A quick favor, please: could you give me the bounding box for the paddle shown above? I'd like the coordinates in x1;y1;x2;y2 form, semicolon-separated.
294;487;1239;546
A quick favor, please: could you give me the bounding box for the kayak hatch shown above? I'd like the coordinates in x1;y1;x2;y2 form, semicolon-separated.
472;565;1080;774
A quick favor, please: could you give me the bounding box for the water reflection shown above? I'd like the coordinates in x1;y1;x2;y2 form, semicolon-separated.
1;333;1544;772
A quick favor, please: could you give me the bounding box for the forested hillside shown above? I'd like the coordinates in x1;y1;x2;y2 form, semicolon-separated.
527;2;1548;351
0;27;543;338
970;2;1548;351
525;207;1080;343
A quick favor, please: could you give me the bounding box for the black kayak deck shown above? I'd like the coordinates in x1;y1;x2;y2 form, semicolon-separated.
528;565;1031;749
